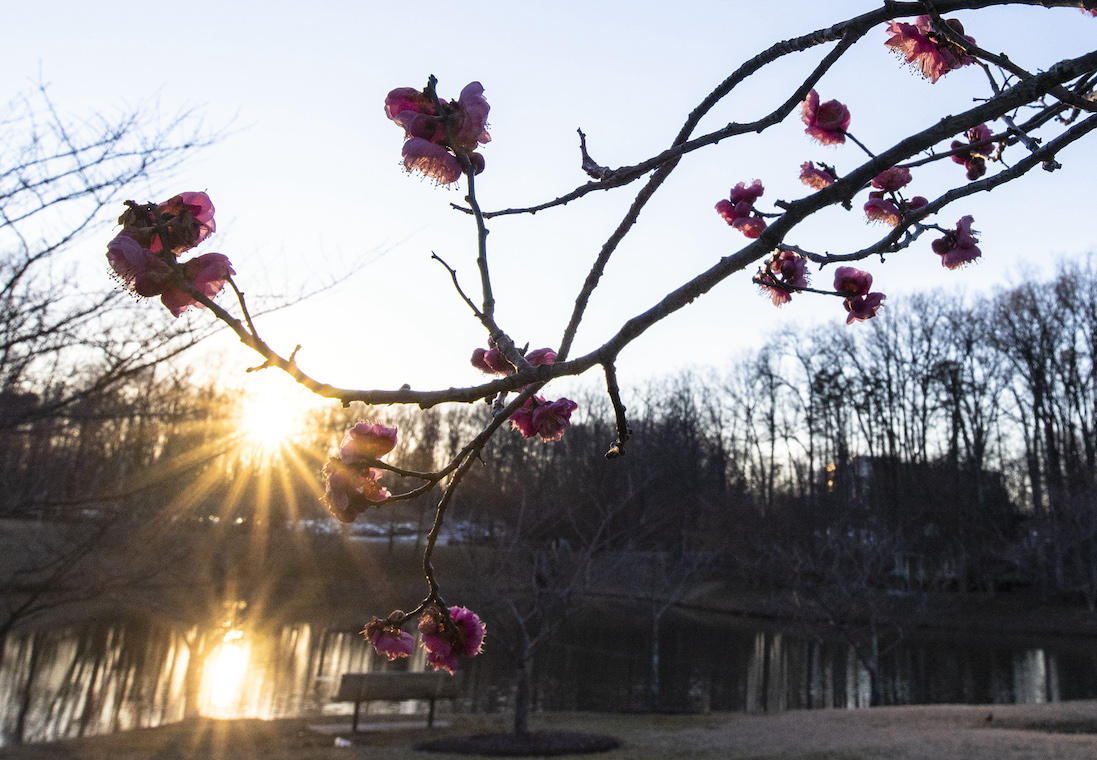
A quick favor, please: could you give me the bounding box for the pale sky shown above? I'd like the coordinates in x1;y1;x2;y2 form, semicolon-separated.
2;2;1095;398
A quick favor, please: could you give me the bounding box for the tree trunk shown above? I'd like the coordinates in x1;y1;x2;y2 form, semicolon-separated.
650;611;661;709
14;632;43;745
183;628;207;719
512;652;533;735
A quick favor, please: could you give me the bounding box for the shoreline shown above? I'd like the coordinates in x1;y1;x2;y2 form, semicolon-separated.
4;701;1097;759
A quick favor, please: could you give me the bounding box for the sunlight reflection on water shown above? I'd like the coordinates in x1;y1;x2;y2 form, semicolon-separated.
200;631;250;716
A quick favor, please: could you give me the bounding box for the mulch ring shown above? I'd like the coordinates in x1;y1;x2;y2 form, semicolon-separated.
416;730;620;756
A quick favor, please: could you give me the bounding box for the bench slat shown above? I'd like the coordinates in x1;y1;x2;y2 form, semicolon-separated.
336;672;460;701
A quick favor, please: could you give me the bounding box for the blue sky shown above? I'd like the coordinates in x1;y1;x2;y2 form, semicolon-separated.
2;2;1095;396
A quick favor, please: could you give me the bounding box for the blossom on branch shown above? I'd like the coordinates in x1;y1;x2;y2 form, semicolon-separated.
109;192;232;317
472;346;556;375
800;161;836;189
845;292;887;324
339;421;399;463
471;347;512;374
510;396;579;442
385;80;490;185
117;191;216;255
402;138;462;185
951;124;993;180
834;266;886;325
801;90;850;146
758;250;808;306
716;180;767;238
107;233;234;317
364;613;416;661
871;167;912;193
106;234;174;297
419;605;486;675
159;253;235;317
885;15;976;83
525;348;557;367
932;215;982;269
864;192;902;227
322;421;398;521
323;460;391;523
833;266;873;299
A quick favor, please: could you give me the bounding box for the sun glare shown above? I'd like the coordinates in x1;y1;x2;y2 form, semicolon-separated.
201;631;250;716
237;377;317;449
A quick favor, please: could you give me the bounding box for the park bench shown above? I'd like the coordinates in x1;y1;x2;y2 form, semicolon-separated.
334;671;460;731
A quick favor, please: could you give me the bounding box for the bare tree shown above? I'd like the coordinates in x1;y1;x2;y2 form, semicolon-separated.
96;3;1097;682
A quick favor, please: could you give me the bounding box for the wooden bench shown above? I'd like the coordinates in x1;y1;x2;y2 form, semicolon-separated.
334;672;460;731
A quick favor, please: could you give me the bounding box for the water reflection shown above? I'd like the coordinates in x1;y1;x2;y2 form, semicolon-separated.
201;631;249;716
1;606;1096;746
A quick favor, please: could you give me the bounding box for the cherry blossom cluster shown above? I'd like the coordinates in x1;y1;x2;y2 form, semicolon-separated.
106;192;234;317
951;124;993;181
471;346;579;442
322;421;398;522
726;14;996;325
365;605;486;674
715;180;767;238
863;167;928;227
834;267;886;325
758;250;809;307
385;81;491;184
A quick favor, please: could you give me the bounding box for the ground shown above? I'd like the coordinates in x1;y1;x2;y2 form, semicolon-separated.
3;702;1097;760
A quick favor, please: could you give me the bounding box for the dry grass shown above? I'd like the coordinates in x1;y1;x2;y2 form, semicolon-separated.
3;702;1097;760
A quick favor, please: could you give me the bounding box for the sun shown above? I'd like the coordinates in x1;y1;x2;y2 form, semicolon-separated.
240;396;299;445
237;376;317;449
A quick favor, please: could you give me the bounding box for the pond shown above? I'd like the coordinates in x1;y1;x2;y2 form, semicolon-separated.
1;603;1096;746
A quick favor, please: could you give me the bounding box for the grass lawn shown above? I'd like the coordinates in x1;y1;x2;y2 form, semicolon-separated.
3;701;1097;760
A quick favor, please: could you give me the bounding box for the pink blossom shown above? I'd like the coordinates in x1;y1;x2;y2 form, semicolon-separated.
728;179;765;205
322;459;391;522
832;266;885;324
871;167;912;193
452;82;491;152
716;180;767;238
845;292;887;324
864;192;902;227
159;192;216;250
800;162;836;190
932;215;982;269
510;396;579;442
385;81;490;184
833;266;872;298
159;253;235;317
801;90;850;146
885;15;975;83
472;346;556;375
364;615;416;661
471;347;513;374
118;192;216;255
385;87;436;127
106;234;174;297
759;250;808;306
951;124;993;180
449;607;486;657
419;605;486;674
524;348;557;367
339;422;398;463
402;137;462;185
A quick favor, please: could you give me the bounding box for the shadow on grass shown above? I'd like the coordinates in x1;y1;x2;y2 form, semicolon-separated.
416;731;620;756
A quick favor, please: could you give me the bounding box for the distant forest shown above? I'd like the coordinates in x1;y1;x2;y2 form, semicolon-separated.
6;259;1097;617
